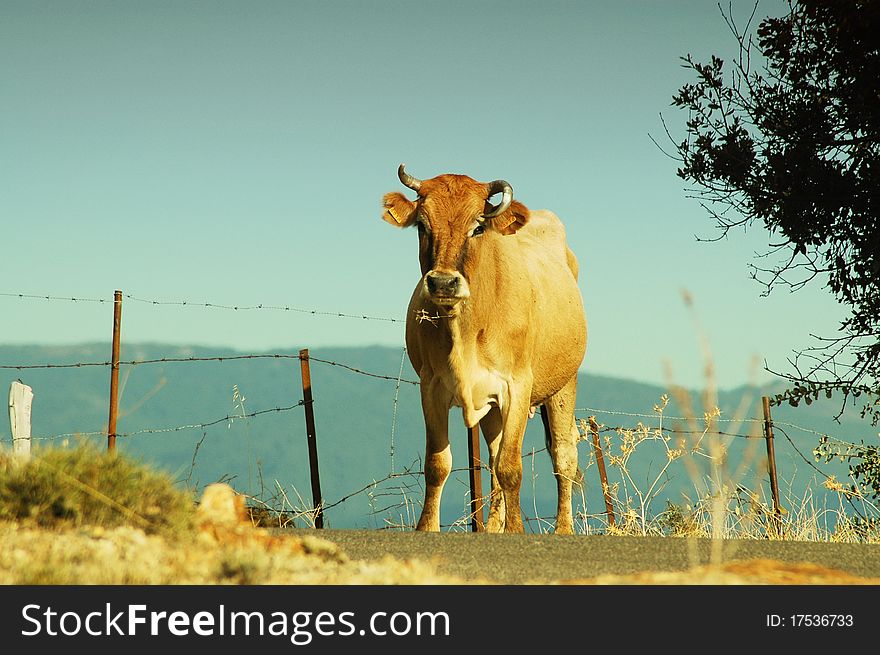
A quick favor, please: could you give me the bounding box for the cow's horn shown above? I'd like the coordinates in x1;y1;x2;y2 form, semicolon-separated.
483;179;513;218
398;164;422;193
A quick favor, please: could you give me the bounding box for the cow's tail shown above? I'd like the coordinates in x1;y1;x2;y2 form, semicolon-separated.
539;405;585;488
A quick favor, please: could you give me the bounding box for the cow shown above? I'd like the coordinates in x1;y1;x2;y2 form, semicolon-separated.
381;164;587;533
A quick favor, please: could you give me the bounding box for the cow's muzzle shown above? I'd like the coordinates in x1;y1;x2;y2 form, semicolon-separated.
423;270;470;305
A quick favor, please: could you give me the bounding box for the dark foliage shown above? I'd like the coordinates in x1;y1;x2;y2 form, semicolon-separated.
670;0;879;425
669;1;880;497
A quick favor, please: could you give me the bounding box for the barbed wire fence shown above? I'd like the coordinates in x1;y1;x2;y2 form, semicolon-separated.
1;288;875;534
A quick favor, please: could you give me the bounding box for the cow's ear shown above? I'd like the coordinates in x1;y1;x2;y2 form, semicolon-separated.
382;192;417;228
490;201;530;236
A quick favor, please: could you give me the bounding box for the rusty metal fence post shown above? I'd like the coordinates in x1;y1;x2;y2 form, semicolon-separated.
588;416;615;528
467;424;484;532
762;396;783;533
107;290;122;452
299;349;324;528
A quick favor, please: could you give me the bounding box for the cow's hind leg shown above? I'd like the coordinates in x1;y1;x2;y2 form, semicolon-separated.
479;407;505;532
416;382;452;532
542;375;581;535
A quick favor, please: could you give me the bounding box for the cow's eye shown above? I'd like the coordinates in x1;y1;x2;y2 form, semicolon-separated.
472;224;485;237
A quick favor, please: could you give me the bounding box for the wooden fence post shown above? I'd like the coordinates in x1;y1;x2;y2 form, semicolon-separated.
467;424;484;532
8;381;33;461
588;417;615;528
762;396;783;532
299;349;324;529
107;290;122;452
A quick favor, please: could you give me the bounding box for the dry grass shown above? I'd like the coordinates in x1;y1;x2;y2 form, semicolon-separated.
567;291;880;546
576;389;880;544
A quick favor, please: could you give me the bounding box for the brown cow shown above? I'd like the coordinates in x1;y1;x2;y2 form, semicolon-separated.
382;165;587;533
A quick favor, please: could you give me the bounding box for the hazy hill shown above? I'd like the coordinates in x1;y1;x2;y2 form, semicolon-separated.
1;344;875;531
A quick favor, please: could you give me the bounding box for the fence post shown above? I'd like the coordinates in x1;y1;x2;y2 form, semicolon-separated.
107;290;122;452
8;381;33;461
467;424;484;532
588;417;615;528
299;349;324;529
762;396;783;532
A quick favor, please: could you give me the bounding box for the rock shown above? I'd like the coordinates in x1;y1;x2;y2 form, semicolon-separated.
197;483;246;527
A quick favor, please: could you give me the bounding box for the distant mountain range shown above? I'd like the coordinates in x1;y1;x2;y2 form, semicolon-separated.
1;343;875;531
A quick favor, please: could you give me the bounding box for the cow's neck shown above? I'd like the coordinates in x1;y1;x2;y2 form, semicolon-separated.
440;301;503;425
445;305;471;372
421;237;511;375
441;280;494;378
438;245;495;371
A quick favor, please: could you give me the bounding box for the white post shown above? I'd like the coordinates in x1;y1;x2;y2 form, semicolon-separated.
8;381;33;461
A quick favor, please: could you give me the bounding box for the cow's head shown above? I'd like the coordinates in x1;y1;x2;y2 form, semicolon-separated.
382;164;530;307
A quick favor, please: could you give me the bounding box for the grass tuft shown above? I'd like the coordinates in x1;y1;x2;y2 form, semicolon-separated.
0;443;195;537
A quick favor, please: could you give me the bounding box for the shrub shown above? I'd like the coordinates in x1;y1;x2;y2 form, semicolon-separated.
0;443;195;536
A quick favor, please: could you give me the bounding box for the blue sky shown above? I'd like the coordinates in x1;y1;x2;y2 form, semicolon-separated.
0;1;847;389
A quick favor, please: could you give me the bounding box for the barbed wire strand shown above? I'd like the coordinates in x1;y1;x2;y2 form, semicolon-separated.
31;403;304;442
0;353;421;385
309;356;419;385
578;406;766;424
0;292;109;304
600;425;762;440
31;430;106;442
773;425;827;477
0;291;403;323
583;407;874;445
121;403;305;437
126;294;404;323
1;361;109;370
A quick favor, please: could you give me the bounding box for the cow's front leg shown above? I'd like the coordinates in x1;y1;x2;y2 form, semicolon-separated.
479;407;505;533
496;389;531;533
416;382;452;532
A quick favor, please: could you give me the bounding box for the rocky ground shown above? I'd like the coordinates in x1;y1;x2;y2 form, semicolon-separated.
0;483;463;585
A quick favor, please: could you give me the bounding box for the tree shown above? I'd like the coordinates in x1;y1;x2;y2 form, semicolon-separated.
668;0;880;426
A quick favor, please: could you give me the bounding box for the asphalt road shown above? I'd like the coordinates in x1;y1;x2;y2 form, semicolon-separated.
291;529;880;584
